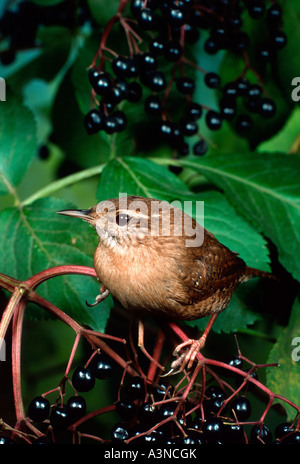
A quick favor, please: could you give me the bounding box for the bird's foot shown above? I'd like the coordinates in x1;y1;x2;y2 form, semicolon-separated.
86;288;110;307
164;337;206;376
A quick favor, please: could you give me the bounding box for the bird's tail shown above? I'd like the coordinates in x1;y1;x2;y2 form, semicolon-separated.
242;267;277;283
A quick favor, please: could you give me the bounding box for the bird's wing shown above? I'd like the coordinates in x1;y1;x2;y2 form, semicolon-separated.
172;230;247;304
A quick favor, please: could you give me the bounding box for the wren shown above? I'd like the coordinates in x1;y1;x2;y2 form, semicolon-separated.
57;195;271;372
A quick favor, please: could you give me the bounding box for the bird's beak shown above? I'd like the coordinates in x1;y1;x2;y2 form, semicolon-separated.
56;208;93;221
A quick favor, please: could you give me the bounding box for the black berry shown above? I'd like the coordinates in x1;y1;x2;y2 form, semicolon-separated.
143;70;167;92
219;97;236;120
202;417;224;442
204;37;219;54
91;71;112;96
235;77;249;96
0;436;14;444
115;399;137;420
126;82;143;102
275;422;295;439
259;98;276;118
247;83;263;100
248;1;266;19
138;8;158;30
176;76;195;95
186;102;202;120
181;119;198;136
224;423;245;444
152;380;174;401
84;109;104;134
126;376;145;400
235;114;253;134
111;423;131;443
270;31;287;50
149;37;166;55
205;110;222;130
50;405;70;430
144;95;162;115
90;353;114;380
164;41;183;62
66;396;86;422
225;355;243;371
250;424;273;444
205;384;225;400
281;431;300;444
28;396;50;422
230;395;251;421
193;139;208;156
137;401;159;424
72;366;95;392
205;72;221;89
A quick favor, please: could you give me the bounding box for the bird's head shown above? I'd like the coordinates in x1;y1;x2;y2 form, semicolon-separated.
57;195;204;249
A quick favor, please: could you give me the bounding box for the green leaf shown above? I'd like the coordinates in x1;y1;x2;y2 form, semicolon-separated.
197;191;270;271
181;152;300;282
0;197;112;332
258;107;300;154
187;288;260;334
0;91;37;196
266;295;300;420
87;0;120;26
97;156;191;202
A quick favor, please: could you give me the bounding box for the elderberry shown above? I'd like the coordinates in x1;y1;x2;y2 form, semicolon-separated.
181;118;198;136
205;72;221;89
176;77;195;95
84;109;104;134
125;376;145;400
202;417;224;443
28;396;50;422
116;399;137;420
72;366;95;392
235;114;253;134
275;422;295;439
230;395;252;421
248;1;266;19
144;95;162;115
259;98;277;118
138;8;159;31
66;396;86;422
91;71;112;96
137;401;159;424
250;424;273;444
164;41;183;62
111;423;131;443
50;405;70;430
90;353;114;380
127;82;143;102
193;139;208;156
205;110;222;130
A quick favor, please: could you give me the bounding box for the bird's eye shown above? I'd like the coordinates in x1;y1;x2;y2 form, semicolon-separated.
116;213;130;226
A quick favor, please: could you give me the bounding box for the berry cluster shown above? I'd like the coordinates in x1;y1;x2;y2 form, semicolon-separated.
85;0;287;156
109;358;300;445
25;352;114;437
2;333;299;445
0;0;90;65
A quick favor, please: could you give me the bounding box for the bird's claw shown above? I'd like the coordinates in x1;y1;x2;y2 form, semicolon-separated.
86;289;110;307
168;338;206;374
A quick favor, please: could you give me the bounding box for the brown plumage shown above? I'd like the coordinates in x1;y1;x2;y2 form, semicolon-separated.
57;195;272;372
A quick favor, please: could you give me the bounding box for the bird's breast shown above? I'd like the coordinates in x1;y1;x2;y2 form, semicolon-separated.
93;242;183;315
